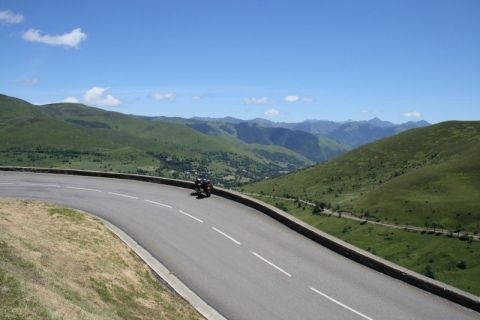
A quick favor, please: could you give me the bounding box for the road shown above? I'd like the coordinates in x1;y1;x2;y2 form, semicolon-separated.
0;171;478;320
243;192;480;241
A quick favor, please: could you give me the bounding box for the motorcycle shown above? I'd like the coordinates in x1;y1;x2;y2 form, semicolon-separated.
194;178;214;197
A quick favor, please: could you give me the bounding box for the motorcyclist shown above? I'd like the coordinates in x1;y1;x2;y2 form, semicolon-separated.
194;177;213;197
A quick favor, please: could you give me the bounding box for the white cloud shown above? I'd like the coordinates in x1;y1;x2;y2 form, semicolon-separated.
192;95;202;101
284;95;300;102
403;111;422;118
264;108;280;116
244;96;268;105
0;10;24;24
22;28;87;48
63;96;79;103
84;87;121;107
151;92;176;102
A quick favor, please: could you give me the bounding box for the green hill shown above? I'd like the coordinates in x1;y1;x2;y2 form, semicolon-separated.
0;94;312;187
243;121;480;232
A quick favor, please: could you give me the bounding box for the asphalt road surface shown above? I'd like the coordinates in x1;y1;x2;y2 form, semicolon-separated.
0;172;478;320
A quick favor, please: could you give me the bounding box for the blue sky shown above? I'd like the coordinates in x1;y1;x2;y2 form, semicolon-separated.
1;0;479;123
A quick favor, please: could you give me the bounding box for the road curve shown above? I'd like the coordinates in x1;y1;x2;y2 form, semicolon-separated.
0;172;478;320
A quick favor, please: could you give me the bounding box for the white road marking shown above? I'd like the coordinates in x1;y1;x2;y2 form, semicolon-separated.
211;227;241;245
108;192;138;199
145;199;173;208
309;287;374;320
66;186;102;192
250;251;292;277
24;183;60;188
179;210;204;223
0;182;13;185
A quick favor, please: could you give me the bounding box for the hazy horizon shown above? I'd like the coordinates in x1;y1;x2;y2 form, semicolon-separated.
18;94;432;125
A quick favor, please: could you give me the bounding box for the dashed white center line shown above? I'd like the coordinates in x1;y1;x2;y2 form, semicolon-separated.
309;287;374;320
250;251;292;277
179;210;204;223
144;199;172;208
108;192;138;199
211;227;241;245
66;186;102;192
24;183;60;188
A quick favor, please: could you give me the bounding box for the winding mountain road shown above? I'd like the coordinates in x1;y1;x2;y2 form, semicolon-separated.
0;171;478;320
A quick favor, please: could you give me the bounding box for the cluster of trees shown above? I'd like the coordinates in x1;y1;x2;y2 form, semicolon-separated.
147;151;290;187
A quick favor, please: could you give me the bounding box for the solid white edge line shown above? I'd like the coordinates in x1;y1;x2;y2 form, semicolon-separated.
144;199;173;208
250;251;292;277
309;287;374;320
179;210;204;223
211;227;241;245
66;186;102;192
108;192;138;199
0;183;13;185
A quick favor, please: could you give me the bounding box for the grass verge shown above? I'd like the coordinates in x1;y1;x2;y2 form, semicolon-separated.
0;198;204;320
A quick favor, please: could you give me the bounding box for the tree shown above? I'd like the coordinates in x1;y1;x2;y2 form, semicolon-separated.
312;202;324;215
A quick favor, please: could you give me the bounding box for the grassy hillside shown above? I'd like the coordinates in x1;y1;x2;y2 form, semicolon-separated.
0;94;312;187
0;198;203;319
243;121;480;232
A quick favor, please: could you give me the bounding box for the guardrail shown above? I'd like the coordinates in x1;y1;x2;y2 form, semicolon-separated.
1;166;479;312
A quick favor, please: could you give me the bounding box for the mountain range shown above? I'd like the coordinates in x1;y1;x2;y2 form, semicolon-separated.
153;116;430;161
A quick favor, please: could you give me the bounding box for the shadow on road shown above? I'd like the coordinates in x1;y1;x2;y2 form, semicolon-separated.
190;192;208;200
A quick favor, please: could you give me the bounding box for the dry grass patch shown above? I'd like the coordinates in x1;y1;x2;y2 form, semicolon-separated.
0;198;204;320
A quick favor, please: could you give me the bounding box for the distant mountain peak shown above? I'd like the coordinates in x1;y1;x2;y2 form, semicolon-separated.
366;117;395;128
407;120;430;125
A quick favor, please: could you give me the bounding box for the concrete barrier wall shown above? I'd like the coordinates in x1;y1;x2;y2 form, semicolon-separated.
1;166;479;312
